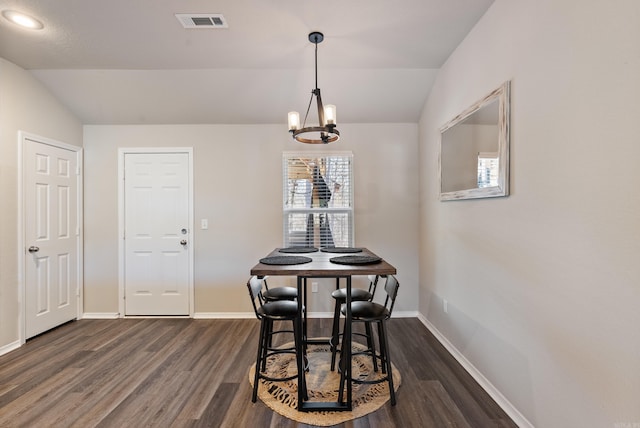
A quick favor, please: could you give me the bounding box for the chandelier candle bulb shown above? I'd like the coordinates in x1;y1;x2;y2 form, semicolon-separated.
325;105;336;125
288;111;300;131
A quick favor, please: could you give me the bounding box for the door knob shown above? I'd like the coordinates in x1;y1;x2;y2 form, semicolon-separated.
28;246;40;253
180;240;187;246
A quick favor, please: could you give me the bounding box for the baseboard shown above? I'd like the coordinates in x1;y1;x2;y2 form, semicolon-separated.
82;312;120;319
193;312;334;319
416;314;533;428
0;340;22;357
193;311;419;319
194;312;253;319
391;310;419;318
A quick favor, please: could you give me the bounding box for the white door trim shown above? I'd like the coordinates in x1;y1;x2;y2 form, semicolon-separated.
118;148;194;317
18;131;83;344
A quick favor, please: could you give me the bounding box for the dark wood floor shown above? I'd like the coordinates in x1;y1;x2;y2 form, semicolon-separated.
0;318;517;427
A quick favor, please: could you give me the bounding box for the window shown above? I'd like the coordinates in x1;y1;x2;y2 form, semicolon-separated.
283;152;354;248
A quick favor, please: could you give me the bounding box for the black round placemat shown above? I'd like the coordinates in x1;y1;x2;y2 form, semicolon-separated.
321;247;363;253
278;247;319;253
259;256;312;265
329;255;382;265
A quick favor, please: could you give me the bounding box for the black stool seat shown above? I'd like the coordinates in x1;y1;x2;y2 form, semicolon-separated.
262;277;298;302
258;300;298;318
343;300;390;320
263;286;298;302
331;287;372;301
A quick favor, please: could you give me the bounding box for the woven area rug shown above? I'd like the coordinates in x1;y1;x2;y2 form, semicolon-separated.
248;340;401;426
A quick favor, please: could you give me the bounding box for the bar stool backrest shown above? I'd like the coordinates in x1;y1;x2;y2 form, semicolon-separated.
367;275;380;300
262;275;276;295
383;275;400;317
247;276;266;318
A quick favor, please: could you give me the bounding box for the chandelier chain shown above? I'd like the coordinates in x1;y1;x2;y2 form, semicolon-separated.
315;41;319;90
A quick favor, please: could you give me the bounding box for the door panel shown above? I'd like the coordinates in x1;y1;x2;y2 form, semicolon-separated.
124;153;190;315
25;140;78;338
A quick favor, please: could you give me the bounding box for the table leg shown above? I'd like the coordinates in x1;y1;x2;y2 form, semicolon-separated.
296;275;352;412
303;278;308;353
296;276;306;409
345;276;352;409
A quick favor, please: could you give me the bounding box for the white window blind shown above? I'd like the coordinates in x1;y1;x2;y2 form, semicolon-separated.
283;152;354;248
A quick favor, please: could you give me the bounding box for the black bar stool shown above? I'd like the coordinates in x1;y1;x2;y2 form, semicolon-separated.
246;276;307;402
329;275;380;371
337;275;400;406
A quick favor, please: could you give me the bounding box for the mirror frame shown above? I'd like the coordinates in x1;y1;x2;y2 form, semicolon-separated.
439;81;510;201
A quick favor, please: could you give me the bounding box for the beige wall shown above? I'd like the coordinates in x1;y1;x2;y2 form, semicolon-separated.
419;0;640;427
83;123;419;316
0;58;82;349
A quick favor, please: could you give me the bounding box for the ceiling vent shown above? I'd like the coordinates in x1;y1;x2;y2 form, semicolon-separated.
175;14;228;29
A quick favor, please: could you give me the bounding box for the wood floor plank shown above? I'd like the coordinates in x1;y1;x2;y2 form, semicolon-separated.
172;320;258;422
0;367;84;425
189;382;239;428
0;318;517;427
66;321;200;426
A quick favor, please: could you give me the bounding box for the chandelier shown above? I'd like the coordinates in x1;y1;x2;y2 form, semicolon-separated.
288;32;340;144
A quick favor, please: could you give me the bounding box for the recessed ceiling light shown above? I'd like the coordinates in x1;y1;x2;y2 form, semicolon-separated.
2;10;44;30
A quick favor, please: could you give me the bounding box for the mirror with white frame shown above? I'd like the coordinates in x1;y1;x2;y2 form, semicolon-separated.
439;81;510;201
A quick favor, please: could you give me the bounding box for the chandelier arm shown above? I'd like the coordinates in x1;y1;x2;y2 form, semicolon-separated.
315;88;326;128
302;92;314;129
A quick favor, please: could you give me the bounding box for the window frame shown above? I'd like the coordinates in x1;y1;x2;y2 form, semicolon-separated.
282;151;354;248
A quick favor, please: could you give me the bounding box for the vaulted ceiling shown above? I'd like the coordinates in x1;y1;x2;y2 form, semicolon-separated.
0;0;494;125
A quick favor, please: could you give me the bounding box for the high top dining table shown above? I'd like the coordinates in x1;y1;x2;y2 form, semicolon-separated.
250;248;396;412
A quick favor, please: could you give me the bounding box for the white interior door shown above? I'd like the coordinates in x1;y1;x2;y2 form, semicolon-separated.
124;152;191;315
24;139;79;338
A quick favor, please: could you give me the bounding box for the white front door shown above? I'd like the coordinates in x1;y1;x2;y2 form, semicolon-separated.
24;139;79;338
123;152;191;315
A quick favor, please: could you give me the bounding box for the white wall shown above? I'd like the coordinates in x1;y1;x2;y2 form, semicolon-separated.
0;58;82;350
419;1;640;427
83;123;419;316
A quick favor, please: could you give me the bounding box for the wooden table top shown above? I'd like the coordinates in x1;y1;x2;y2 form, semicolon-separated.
250;248;397;277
